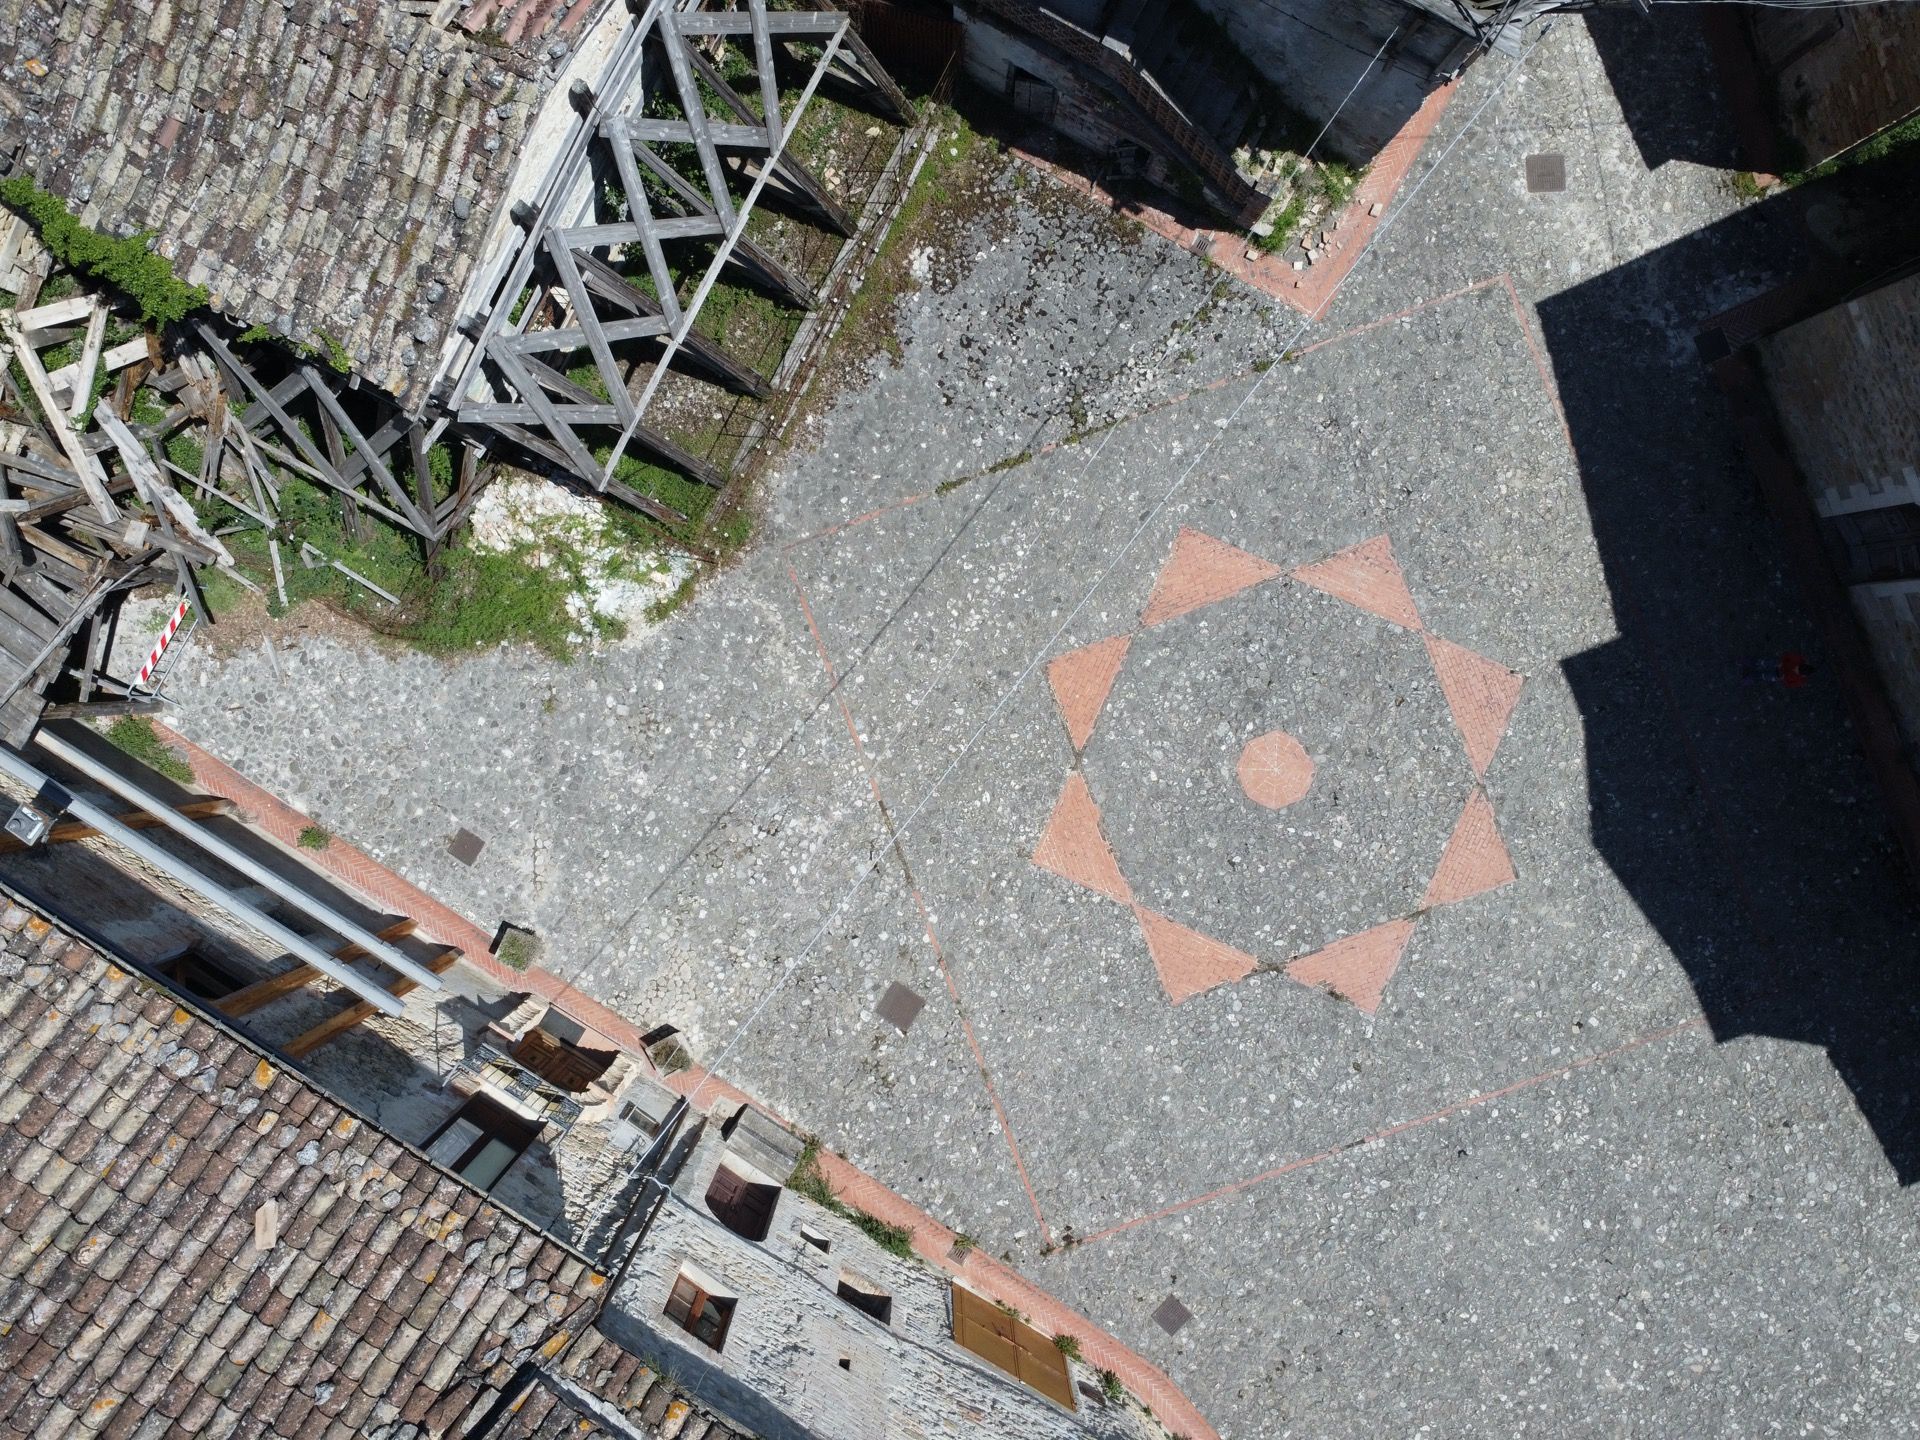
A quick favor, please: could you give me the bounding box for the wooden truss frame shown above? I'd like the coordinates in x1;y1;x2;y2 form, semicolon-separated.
448;0;911;529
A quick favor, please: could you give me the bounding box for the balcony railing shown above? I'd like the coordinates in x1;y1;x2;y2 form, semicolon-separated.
448;1041;585;1132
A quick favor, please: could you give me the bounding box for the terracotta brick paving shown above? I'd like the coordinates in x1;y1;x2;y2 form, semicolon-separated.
148;721;1221;1438
1046;634;1133;751
1140;526;1282;628
1134;905;1258;1006
1422;788;1517;909
1032;771;1134;904
1283;918;1418;1016
1010;81;1458;316
1422;632;1526;779
1236;729;1316;810
1292;533;1424;631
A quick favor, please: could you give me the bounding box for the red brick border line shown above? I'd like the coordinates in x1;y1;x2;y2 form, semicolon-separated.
1075;1017;1708;1247
663;1061;1220;1440
1011;81;1457;316
150;721;655;1060
148;725;1217;1434
786;565;1057;1246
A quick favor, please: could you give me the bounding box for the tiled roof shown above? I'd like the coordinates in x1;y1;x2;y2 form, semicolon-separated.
0;0;617;408
475;1328;748;1439
0;900;651;1439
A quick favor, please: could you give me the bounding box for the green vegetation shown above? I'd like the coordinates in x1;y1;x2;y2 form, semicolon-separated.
1782;110;1920;187
0;176;207;325
1316;160;1360;211
296;825;331;851
1098;1369;1126;1405
1052;1333;1082;1360
644;573;697;624
834;110;993;369
495;929;539;971
788;1138;918;1259
103;716;194;784
1253;157;1364;255
202;475;647;660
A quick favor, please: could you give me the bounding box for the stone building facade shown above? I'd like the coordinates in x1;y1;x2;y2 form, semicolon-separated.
604;1120;1171;1440
0;727;1193;1437
1746;3;1920;168
1752;268;1920;780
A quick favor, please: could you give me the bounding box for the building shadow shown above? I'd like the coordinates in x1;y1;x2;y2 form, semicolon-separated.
1539;152;1920;1181
1583;7;1751;173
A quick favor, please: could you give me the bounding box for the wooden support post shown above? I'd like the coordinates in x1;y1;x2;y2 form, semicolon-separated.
215;917;419;1018
282;947;460;1059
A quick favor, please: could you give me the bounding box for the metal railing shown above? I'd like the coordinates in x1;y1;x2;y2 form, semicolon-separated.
448;1040;586;1131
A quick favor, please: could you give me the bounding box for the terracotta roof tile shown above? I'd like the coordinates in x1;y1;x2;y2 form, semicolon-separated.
0;912;625;1437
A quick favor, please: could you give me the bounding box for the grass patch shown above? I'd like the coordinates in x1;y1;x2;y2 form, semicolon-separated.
205;474;648;660
830;107;995;372
787;1138;917;1258
1255;192;1308;254
296;825;331;851
495;929;539;972
1782;110;1920;187
103;716;194;784
1098;1369;1125;1405
1052;1333;1082;1360
644;573;697;624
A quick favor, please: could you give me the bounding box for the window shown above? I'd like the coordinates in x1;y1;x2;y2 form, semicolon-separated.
799;1225;831;1253
705;1163;780;1243
950;1283;1076;1410
424;1094;540;1191
664;1271;736;1351
836;1271;892;1326
607;1083;677;1151
156;948;248;1001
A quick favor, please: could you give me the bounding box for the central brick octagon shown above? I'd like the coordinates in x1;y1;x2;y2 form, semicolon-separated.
1034;528;1524;1015
1237;730;1315;810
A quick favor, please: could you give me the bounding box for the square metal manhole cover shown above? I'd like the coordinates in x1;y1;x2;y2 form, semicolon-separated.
1524;153;1567;193
1152;1295;1192;1335
447;827;485;866
876;981;925;1033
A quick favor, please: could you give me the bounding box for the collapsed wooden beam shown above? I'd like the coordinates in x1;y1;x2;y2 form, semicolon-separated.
0;796;231;855
282;947;460;1059
216;916;419;1018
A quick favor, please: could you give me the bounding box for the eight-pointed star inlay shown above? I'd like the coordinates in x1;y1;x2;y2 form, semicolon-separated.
1032;527;1524;1015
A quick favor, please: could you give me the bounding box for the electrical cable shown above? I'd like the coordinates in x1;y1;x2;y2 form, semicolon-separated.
682;21;1557;1113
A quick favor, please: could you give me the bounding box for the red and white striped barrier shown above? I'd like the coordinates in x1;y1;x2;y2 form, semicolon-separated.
135;597;191;691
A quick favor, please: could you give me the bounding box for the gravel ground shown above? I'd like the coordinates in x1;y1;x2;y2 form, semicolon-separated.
161;15;1920;1438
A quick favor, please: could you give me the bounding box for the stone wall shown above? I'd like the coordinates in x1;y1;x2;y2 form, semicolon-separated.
601;1128;1164;1440
1757;270;1920;759
1183;0;1449;161
1752;5;1920;167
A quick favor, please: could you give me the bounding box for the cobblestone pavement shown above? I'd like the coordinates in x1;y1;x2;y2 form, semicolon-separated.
163;16;1920;1438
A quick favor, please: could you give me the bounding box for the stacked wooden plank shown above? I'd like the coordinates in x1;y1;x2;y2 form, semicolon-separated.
0;278;239;743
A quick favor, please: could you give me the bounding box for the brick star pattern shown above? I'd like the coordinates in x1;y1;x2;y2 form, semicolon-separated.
1034;528;1522;1015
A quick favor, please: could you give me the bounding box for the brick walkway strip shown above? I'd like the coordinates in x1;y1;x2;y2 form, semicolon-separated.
150;721;1222;1440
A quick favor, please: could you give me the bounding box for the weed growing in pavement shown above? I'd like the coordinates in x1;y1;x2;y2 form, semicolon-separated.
787;1138;918;1259
1052;1333;1082;1360
1098;1368;1126;1404
297;825;331;851
102;717;194;785
495;930;539;972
